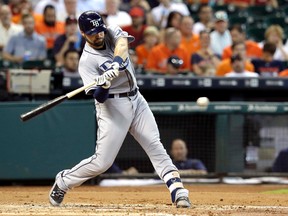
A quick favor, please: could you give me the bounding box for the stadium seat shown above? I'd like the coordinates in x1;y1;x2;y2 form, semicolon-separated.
245;27;266;43
0;60;19;69
263;15;288;28
239;5;276;17
212;4;239;16
22;59;55;70
228;15;247;27
246;16;265;29
187;3;200;17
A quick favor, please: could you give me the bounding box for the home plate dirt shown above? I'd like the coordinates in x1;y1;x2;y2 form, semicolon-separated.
0;184;288;215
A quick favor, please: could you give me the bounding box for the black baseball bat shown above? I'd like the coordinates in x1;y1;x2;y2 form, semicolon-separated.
20;80;99;122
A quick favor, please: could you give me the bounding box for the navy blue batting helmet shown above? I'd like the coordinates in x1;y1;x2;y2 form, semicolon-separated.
78;11;107;35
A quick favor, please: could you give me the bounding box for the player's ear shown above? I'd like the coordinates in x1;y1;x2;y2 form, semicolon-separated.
80;31;85;37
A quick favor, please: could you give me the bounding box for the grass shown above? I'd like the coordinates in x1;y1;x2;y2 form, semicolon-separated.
263;189;288;194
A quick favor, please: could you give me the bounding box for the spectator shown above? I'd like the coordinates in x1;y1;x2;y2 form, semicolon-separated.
279;69;288;77
0;5;23;54
124;0;153;25
77;0;106;15
179;16;200;62
150;0;189;29
9;0;41;24
2;14;47;63
35;4;65;57
193;4;214;34
191;30;221;77
128;48;142;73
170;138;207;175
59;49;80;78
216;41;255;76
135;26;160;70
105;163;139;175
160;11;183;42
251;42;285;77
166;55;184;75
145;27;190;74
105;0;132;28
53;15;84;66
34;0;66;22
272;148;288;172
222;24;262;60
165;10;183;29
259;25;288;61
210;10;232;57
225;54;259;77
122;6;147;49
159;11;183;42
60;0;79;21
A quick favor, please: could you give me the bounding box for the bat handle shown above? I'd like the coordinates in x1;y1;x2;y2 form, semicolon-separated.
66;80;97;98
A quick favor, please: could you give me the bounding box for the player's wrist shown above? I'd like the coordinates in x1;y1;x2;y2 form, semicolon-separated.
113;56;123;66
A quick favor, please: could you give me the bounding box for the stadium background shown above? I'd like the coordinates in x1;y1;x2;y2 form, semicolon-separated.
1;1;288;215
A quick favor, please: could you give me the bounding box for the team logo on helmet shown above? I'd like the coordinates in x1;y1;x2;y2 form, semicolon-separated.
90;19;100;27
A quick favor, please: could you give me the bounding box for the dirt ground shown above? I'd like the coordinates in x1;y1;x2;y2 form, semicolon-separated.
0;184;288;216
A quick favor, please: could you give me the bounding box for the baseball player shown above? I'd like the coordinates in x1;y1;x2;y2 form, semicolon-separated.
49;10;191;208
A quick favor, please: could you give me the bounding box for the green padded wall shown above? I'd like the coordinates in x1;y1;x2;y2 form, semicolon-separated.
0;100;96;180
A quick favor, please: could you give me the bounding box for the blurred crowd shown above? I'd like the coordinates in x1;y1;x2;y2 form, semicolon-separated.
0;0;288;79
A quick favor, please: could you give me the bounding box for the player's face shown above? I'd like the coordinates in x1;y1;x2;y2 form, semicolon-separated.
83;31;105;48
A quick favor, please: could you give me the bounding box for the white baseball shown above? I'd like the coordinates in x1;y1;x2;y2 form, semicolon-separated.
196;97;210;106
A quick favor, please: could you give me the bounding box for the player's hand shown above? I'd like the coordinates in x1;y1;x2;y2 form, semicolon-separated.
104;62;119;81
96;75;111;89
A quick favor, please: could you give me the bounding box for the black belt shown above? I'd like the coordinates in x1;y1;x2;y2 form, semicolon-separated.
108;88;138;98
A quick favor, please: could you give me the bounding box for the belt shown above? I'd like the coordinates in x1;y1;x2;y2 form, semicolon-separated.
108;88;138;98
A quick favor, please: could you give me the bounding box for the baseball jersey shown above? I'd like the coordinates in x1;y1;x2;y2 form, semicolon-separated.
78;25;137;95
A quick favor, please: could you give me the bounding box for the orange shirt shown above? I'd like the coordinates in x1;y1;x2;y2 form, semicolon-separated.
35;16;65;49
180;34;200;59
279;69;288;77
136;44;150;67
145;43;190;73
216;59;255;76
222;40;263;60
12;13;42;25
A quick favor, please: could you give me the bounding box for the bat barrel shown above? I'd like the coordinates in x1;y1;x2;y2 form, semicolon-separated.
20;95;67;122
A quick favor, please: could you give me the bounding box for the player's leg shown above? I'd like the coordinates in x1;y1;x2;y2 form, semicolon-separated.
49;99;134;206
129;93;191;208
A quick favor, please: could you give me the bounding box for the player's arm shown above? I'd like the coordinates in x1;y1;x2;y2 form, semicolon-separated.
111;36;129;69
114;37;129;62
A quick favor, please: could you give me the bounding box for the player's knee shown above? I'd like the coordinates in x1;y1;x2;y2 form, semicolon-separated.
95;159;114;174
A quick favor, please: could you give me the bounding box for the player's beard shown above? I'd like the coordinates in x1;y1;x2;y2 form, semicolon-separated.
86;37;105;49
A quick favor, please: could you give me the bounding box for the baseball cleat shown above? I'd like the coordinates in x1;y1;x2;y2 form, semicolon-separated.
49;182;66;206
49;172;66;206
176;196;191;208
175;188;191;208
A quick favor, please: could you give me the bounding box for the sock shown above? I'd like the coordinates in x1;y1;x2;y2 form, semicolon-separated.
163;171;184;203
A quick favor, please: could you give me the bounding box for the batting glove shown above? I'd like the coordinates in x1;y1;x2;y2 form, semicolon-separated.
96;75;111;89
104;62;119;81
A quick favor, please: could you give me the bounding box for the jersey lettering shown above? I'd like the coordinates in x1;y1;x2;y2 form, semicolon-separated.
99;60;112;72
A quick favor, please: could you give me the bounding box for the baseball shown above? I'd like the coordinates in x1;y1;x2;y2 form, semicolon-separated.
196;97;210;106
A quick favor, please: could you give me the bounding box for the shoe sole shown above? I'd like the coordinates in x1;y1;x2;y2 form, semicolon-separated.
176;200;191;208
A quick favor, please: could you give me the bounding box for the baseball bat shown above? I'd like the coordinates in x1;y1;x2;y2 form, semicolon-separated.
20;79;99;122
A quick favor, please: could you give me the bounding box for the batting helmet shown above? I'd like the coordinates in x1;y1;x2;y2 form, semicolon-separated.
78;11;107;35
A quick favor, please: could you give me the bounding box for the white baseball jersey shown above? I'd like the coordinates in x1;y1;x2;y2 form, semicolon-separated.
79;25;137;95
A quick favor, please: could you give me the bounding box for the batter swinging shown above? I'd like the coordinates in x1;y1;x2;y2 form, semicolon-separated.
49;10;191;208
